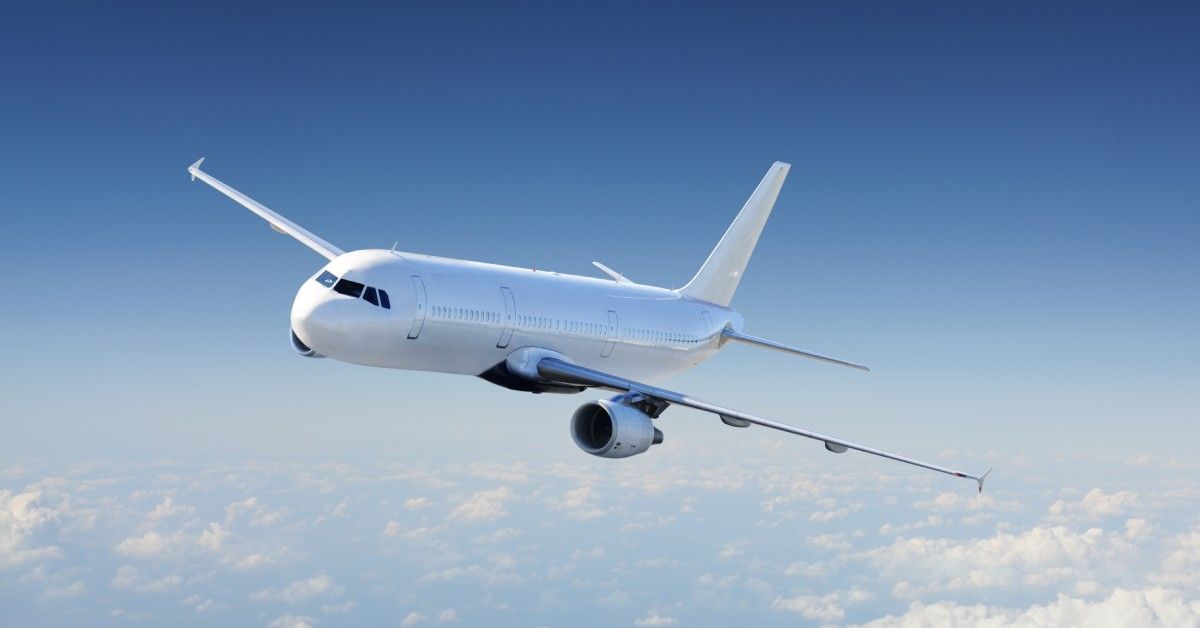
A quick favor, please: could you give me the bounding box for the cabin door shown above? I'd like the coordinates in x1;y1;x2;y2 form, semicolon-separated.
601;310;618;357
407;276;427;339
497;287;516;348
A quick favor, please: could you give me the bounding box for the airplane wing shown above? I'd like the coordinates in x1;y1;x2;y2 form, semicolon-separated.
536;357;991;492
187;158;345;261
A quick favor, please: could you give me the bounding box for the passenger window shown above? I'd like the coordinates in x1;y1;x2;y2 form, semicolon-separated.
379;290;390;309
333;279;365;298
363;287;379;306
315;271;338;288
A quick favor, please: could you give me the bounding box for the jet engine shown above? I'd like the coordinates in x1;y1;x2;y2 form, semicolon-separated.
571;399;664;459
290;329;324;358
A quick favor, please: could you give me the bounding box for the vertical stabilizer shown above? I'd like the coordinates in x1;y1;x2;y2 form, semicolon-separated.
678;162;790;306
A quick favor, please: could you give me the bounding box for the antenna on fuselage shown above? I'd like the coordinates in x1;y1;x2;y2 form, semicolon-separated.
390;241;398;254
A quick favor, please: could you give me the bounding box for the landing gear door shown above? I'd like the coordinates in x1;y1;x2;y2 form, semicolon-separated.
601;310;618;357
497;287;516;348
407;275;427;339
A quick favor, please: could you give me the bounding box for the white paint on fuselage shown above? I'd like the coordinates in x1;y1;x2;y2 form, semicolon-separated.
291;249;743;383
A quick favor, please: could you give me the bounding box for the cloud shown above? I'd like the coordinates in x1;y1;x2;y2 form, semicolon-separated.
0;490;66;568
401;611;426;626
571;546;605;560
548;485;605;520
224;497;286;527
448;487;512;523
114;530;187;559
1047;489;1140;523
862;525;1136;595
634;609;678;626
111;565;182;593
436;608;457;623
268;613;318;628
250;574;340;603
913;492;1022;513
860;587;1200;627
773;588;872;621
404;497;432;510
40;579;87;600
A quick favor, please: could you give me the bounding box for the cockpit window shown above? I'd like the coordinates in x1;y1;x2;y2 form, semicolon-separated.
379;290;391;309
315;271;338;288
363;286;379;306
333;278;365;298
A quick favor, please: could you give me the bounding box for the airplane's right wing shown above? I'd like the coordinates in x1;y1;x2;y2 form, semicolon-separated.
188;158;345;261
537;357;991;492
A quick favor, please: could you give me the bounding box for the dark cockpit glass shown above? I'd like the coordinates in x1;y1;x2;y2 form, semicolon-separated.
315;270;338;288
333;278;365;298
321;274;389;309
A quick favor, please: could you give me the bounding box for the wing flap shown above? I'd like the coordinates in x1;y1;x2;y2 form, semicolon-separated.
536;357;990;491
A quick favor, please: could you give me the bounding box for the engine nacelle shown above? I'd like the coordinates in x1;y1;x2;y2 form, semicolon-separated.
571;400;664;459
290;329;324;358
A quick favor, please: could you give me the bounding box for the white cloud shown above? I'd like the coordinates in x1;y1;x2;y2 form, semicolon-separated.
862;525;1136;595
382;521;401;538
773;588;872;621
40;579;87;599
634;609;678;626
147;496;193;522
401;611;426;626
224;497;286;527
472;527;520;544
1;490;66;567
548;485;605;520
861;587;1200;627
268;613;318;628
913;492;1021;513
404;497;432;510
250;574;340;603
436;608;457;623
571;546;605;560
448;487;512;523
111;565;182;593
321;601;356;615
114;530;186;559
198;522;230;552
1047;489;1140;523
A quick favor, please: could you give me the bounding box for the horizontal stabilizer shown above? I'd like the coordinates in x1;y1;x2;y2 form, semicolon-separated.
721;329;869;371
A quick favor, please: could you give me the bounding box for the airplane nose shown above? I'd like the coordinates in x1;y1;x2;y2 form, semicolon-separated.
291;291;343;354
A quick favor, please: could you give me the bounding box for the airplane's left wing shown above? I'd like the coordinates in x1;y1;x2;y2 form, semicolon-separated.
536;357;991;492
188;158;345;260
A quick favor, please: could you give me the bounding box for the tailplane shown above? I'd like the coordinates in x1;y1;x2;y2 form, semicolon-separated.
678;162;790;306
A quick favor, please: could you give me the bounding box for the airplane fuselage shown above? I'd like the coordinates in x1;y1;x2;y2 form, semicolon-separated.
291;249;743;388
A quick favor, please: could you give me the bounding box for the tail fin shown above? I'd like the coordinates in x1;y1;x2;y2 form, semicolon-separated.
678;162;790;306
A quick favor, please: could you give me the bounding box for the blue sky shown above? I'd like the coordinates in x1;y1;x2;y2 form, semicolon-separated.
1;2;1198;626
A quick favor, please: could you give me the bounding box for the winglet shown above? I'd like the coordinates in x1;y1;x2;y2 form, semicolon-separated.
977;468;993;493
188;157;205;181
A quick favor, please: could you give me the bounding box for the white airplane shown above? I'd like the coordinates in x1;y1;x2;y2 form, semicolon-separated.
189;158;990;491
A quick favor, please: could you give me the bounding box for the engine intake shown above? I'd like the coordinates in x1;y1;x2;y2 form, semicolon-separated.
571;399;664;459
290;329;324;358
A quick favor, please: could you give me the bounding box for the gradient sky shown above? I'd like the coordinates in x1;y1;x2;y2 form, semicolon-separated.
2;2;1199;626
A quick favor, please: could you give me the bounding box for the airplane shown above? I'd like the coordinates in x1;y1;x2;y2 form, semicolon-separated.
188;158;991;492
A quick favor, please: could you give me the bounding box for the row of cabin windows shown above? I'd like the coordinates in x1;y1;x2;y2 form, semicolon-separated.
430;305;703;345
433;305;501;324
315;271;391;309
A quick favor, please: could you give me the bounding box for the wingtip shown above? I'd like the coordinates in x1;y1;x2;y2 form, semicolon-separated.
188;157;205;181
977;468;993;493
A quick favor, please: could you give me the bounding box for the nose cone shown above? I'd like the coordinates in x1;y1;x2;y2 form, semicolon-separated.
291;284;343;354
